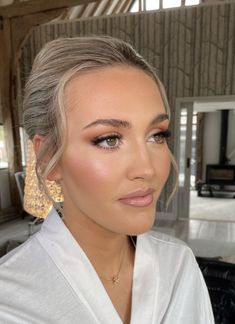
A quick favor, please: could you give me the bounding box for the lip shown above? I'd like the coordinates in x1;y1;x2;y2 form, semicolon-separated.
118;188;155;207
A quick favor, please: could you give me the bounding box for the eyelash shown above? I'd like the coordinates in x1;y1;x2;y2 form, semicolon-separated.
91;130;171;150
91;133;123;150
151;130;171;144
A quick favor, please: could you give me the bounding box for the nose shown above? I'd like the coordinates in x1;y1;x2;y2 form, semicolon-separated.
126;141;155;181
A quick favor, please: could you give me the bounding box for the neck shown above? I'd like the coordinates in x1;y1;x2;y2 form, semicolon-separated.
63;209;135;278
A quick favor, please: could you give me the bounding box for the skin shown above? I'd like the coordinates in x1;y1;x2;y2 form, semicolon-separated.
34;65;171;323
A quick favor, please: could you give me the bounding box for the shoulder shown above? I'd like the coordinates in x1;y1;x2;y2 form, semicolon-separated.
0;234;36;266
0;232;43;269
142;230;198;272
0;208;60;270
142;232;215;323
0;229;73;323
0;232;54;294
145;229;190;254
147;229;187;247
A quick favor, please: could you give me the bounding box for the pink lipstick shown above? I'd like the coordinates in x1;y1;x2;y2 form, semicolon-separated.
118;188;155;207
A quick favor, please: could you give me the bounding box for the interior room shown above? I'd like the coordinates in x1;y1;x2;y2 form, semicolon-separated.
0;0;235;323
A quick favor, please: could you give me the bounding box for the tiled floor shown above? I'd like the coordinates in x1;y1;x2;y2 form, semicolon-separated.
155;218;235;258
155;191;235;258
156;218;235;242
190;190;235;222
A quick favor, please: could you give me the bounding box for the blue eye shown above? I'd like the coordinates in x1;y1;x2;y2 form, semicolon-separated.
91;134;122;150
150;130;171;144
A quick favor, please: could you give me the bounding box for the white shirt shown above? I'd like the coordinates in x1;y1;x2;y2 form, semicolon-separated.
0;208;214;324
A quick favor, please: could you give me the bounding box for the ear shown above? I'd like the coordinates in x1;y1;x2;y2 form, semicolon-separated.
32;135;62;182
32;135;44;156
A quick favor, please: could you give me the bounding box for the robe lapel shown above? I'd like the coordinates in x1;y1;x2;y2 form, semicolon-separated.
39;209;123;324
130;233;158;324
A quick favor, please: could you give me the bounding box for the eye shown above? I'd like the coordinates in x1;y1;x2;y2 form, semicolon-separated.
91;134;123;150
149;130;171;144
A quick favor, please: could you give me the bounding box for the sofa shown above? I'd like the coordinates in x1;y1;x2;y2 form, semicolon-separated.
196;257;235;324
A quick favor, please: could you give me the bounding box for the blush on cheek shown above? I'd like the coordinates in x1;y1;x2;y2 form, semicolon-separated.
66;154;113;187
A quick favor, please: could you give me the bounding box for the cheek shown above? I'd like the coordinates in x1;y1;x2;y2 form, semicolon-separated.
62;152;116;190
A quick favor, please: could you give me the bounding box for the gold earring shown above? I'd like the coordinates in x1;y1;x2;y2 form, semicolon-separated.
23;140;64;219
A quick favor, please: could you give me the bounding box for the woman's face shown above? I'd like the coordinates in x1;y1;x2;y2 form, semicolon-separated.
54;65;171;235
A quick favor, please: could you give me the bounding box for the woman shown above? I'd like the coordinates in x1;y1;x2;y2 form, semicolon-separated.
0;36;214;324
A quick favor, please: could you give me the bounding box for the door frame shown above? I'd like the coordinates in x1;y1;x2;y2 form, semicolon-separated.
174;100;193;220
173;95;235;220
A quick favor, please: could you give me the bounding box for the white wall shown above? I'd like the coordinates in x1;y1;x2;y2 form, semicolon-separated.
202;109;235;179
203;111;220;179
227;110;235;164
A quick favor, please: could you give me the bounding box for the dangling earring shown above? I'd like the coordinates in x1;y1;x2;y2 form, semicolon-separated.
23;140;64;219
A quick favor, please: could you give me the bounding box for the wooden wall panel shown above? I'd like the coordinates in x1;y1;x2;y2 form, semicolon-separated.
193;7;202;96
20;2;235;212
22;3;235;99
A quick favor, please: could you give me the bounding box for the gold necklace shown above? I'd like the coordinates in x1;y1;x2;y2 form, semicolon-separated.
98;244;126;285
99;236;137;285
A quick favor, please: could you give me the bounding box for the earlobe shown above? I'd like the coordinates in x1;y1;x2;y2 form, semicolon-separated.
47;168;62;182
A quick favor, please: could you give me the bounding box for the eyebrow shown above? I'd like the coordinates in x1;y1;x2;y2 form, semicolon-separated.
149;113;169;126
83;113;169;130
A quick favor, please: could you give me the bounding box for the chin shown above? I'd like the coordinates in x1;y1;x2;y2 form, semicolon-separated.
126;213;156;236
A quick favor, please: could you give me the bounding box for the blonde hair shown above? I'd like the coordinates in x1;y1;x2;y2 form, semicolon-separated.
23;35;176;206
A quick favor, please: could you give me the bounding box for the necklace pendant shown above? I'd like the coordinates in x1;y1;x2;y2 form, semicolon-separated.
112;275;120;285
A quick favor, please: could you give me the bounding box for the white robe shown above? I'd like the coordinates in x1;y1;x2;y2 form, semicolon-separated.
0;208;214;324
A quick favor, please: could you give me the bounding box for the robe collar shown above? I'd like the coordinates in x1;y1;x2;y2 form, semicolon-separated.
38;208;158;324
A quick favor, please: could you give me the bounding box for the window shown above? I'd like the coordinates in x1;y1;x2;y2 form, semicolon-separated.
20;127;28;167
146;0;160;10
163;0;181;9
0;125;8;169
0;125;28;169
185;0;200;5
130;0;139;12
130;0;200;12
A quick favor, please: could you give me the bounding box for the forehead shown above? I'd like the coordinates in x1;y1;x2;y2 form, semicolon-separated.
64;66;166;123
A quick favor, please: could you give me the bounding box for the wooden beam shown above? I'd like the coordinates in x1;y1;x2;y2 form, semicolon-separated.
0;8;66;213
0;17;19;206
113;0;127;14
11;9;65;56
0;0;100;18
119;0;133;13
